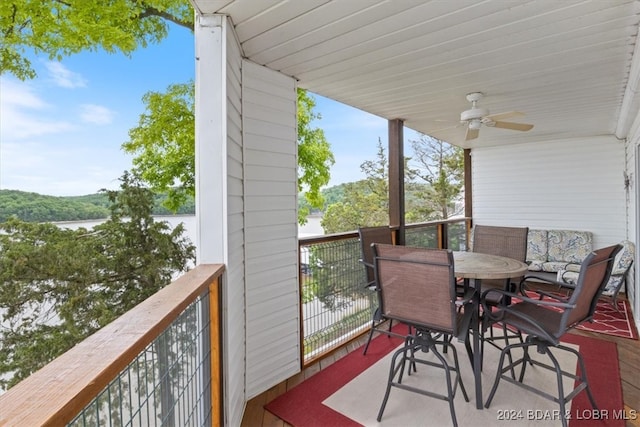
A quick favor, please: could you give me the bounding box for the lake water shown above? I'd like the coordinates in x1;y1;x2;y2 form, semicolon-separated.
54;214;325;244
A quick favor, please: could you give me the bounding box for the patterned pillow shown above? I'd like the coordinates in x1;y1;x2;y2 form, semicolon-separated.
526;229;548;262
612;240;635;275
547;230;592;264
602;275;624;296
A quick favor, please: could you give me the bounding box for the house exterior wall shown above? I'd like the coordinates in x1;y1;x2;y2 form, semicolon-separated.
225;22;247;427
624;109;640;324
472;135;638;328
241;60;300;399
195;14;300;423
471;135;626;248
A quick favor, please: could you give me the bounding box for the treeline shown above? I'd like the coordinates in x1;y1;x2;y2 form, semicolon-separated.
0;190;196;222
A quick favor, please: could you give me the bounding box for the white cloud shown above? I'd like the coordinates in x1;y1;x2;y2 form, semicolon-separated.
44;61;87;88
79;104;115;125
0;77;75;139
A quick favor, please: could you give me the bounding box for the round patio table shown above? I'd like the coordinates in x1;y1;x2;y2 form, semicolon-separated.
452;251;529;409
453;251;529;280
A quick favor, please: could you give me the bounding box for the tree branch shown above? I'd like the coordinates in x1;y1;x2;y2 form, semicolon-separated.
139;7;193;31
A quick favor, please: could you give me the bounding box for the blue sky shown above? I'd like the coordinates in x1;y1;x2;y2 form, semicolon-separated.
0;23;414;197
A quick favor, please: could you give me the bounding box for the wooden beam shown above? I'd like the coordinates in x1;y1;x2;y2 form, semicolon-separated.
388;119;405;245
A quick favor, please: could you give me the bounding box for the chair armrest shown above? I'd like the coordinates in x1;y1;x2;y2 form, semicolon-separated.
455;289;478;342
518;275;575;297
481;288;576;313
359;259;378;290
530;289;568;302
455;288;477;307
481;288;576;345
359;258;374;269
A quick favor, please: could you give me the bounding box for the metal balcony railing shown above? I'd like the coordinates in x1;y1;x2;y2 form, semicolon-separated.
299;218;470;366
0;219;470;425
0;264;224;427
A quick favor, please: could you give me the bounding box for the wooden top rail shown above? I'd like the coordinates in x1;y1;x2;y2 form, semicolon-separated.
0;264;225;427
298;218;471;246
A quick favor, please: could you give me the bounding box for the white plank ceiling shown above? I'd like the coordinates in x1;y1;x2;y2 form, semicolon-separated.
191;0;640;149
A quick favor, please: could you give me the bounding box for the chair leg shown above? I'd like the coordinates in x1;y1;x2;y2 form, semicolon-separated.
377;344;407;421
558;343;599;410
377;333;467;427
362;320;377;355
486;340;597;427
485;340;529;408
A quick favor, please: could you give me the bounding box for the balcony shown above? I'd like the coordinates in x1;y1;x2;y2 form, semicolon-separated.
0;220;638;426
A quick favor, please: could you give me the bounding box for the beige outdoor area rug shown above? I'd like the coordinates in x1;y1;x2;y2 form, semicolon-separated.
265;324;625;427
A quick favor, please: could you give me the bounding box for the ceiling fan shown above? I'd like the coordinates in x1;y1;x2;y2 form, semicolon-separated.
460;92;533;141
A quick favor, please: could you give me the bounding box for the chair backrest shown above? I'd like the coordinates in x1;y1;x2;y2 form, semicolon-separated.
471;225;529;262
359;226;393;283
561;244;622;332
372;243;459;334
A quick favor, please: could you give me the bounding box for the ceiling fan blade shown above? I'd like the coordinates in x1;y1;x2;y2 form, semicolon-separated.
485;111;524;122
492;121;534;131
465;126;479;141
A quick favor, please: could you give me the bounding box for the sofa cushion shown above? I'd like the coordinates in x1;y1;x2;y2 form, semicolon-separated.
526;229;548;262
547;230;592;264
557;269;579;285
543;261;571;273
527;260;544;271
565;263;581;273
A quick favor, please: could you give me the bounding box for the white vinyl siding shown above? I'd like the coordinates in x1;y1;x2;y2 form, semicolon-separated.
225;23;246;427
625;110;640;324
472;135;626;248
242;60;300;399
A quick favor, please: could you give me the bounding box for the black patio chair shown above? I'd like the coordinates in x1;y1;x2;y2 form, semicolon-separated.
359;226;410;354
482;244;622;427
470;225;529;364
372;243;476;427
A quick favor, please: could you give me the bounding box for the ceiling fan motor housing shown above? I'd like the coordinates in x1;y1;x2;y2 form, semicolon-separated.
460;107;489;122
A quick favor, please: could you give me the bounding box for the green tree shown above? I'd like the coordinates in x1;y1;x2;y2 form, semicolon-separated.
409;134;464;220
1;0;193;80
321;139;389;233
2;1;335;223
0;173;195;390
296;89;334;223
123;84;335;223
122;82;195;212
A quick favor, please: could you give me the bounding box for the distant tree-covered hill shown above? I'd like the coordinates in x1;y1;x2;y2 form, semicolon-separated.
0;190;195;223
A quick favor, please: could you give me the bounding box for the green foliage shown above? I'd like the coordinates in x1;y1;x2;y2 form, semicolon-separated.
319;135;464;234
3;0;334;224
0;189;195;222
296;89;335;224
320;139;390;234
0;190;110;222
0;172;196;389
408;134;464;220
122;82;195;212
123;83;334;222
1;0;193;80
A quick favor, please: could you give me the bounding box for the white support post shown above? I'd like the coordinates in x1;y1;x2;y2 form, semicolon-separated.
194;14;227;264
